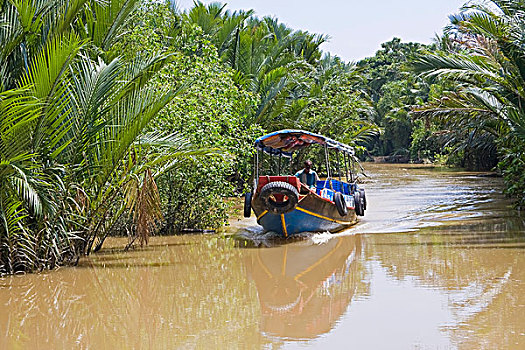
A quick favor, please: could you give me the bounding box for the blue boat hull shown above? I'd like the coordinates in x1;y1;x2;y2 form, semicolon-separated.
252;192;357;237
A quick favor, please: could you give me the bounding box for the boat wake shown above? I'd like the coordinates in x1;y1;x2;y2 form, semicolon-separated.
232;227;360;247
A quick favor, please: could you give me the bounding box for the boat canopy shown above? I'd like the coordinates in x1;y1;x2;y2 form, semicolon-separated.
255;129;355;155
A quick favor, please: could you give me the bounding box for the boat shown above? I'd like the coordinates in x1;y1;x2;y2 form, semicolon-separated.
244;129;367;237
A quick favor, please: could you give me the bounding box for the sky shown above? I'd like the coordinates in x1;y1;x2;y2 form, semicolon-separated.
175;0;466;62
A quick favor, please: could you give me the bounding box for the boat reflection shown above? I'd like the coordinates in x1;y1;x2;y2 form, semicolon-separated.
243;235;366;340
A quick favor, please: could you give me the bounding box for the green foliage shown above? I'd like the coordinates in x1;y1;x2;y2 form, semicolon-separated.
357;38;431;156
0;0;216;274
118;2;263;231
119;0;378;233
151;44;262;231
181;1;354;133
15;0;525;273
298;55;378;150
414;0;525;201
410;119;442;160
499;142;525;208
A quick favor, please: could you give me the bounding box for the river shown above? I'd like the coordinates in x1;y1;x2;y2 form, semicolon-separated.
1;164;524;349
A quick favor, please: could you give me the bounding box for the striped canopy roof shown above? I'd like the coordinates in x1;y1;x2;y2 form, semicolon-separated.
255;129;355;155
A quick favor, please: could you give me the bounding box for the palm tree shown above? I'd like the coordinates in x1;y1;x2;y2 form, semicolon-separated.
0;0;210;273
414;0;525;143
181;3;329;129
413;0;525;201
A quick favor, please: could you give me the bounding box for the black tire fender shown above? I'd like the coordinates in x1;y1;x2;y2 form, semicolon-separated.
259;181;299;214
358;188;367;211
354;191;364;216
244;192;252;218
334;192;348;217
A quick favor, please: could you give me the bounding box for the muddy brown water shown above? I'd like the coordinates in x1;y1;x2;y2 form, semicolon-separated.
1;163;524;349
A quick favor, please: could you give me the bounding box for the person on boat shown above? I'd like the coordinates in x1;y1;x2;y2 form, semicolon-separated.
295;160;320;189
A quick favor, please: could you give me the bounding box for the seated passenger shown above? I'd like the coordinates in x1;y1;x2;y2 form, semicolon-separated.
295;160;320;189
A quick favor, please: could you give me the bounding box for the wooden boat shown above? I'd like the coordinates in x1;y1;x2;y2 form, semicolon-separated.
245;130;367;237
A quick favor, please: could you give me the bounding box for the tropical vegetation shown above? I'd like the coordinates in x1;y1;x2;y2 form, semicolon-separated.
0;0;217;273
1;0;524;274
414;0;525;205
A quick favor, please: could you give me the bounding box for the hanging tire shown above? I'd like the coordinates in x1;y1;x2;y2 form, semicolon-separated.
354;191;364;216
359;188;367;211
259;181;299;214
244;192;252;218
334;192;348;217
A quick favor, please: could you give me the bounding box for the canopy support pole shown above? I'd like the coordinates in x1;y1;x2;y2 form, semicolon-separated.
255;149;260;189
336;150;342;182
324;144;332;190
261;149;265;176
349;157;354;183
343;152;349;182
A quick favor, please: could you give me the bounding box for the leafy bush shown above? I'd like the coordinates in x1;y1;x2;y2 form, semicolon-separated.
499;142;525;208
128;17;263;231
